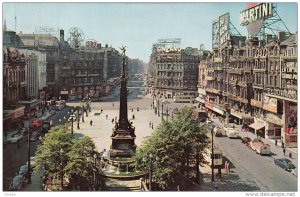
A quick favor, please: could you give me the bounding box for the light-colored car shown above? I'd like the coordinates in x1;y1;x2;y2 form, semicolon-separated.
9;175;25;191
18;164;29;176
30;131;40;141
26;156;36;168
5;133;23;144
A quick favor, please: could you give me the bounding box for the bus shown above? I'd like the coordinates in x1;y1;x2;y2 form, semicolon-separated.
205;145;223;168
173;95;194;103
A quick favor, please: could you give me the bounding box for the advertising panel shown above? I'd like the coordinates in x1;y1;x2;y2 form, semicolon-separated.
212;19;219;49
263;95;277;113
219;13;230;48
240;3;273;36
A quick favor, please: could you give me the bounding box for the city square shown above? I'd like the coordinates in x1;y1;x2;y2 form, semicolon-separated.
2;1;298;195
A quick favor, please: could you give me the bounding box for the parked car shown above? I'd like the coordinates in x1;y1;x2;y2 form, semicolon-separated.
18;164;29;176
19;128;28;136
250;138;271;155
213;127;223;137
26;156;36;168
9;175;25;191
241;137;252;144
94;112;101;116
274;158;296;172
30;131;40;141
5;133;23;144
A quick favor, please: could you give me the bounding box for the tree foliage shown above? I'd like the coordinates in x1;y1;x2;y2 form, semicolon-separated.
35;125;101;190
133;107;210;190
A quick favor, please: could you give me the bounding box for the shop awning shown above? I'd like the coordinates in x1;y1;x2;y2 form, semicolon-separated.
249;122;265;131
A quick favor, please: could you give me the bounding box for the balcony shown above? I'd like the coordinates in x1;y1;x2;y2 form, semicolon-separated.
227;69;243;75
237;81;247;87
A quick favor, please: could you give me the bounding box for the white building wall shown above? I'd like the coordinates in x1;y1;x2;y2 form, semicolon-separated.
19;49;47;98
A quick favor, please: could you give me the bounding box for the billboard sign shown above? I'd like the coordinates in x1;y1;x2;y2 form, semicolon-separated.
212;13;230;49
263;95;277;113
85;39;97;49
155;38;181;53
240;3;273;37
212;19;219;49
219;13;230;48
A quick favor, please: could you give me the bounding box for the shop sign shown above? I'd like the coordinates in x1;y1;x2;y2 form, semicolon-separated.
266;113;283;126
205;102;213;110
60;90;69;95
13;106;25;119
251;99;262;108
198;88;206;96
230;109;243;119
212;106;224;115
263;95;277;113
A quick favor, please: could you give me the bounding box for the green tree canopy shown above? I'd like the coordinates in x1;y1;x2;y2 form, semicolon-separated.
133;107;210;190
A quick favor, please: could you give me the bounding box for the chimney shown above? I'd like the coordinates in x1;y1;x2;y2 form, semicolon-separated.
278;31;286;42
265;34;273;44
60;29;64;43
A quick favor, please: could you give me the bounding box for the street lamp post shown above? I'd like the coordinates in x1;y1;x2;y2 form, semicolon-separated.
60;149;64;190
93;153;97;191
77;107;80;129
27;116;31;184
161;102;164;121
143;153;153;191
211;126;215;182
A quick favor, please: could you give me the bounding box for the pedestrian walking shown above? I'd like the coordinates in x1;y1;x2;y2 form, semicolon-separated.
131;108;133;112
224;161;228;172
90;120;93;126
106;114;108;120
151;104;152;109
283;147;286;156
112;119;114;124
275;139;278;146
151;123;153;130
289;152;292;158
149;121;151;128
132;114;135;120
101;109;103;113
112;103;114;107
281;142;285;149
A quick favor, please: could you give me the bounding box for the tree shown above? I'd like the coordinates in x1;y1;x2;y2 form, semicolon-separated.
35;125;73;186
133;107;209;190
35;125;101;191
65;136;100;190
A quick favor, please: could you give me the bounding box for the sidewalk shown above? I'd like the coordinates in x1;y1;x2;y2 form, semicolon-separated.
210;117;298;168
23;170;43;191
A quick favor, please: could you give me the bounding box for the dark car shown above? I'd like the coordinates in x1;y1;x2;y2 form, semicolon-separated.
241;137;252;144
274;158;296;172
94;112;101;116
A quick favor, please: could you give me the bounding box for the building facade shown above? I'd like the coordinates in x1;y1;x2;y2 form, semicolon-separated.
198;32;297;148
153;47;200;101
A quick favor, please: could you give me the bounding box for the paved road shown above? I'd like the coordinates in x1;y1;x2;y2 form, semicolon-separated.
3;106;71;191
211;118;297;192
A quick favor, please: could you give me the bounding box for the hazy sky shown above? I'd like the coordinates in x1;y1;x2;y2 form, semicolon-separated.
2;2;298;62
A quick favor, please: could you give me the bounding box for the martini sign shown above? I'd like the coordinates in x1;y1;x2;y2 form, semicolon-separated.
240;3;274;36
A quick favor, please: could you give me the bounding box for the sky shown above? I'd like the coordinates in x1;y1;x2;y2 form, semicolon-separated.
2;2;298;62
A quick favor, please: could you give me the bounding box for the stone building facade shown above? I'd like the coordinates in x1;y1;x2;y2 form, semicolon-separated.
153;47;199;102
198;32;297;148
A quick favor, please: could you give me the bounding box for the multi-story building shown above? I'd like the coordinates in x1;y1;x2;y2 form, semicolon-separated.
3;45;27;131
19;49;47;98
199;32;297;148
153;47;199;102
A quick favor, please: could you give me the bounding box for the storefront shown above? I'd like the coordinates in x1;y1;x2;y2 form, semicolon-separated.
248;121;265;138
4;106;25;130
